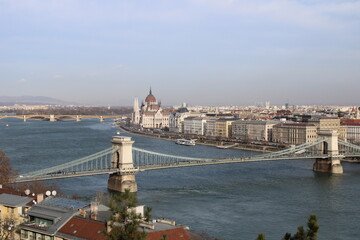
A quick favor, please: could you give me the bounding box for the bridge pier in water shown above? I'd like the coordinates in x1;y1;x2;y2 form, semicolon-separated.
108;136;138;192
49;114;56;122
313;130;343;174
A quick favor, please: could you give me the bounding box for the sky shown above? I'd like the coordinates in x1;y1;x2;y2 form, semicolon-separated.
0;0;359;106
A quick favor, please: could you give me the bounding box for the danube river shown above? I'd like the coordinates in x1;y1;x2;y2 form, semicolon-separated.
1;119;360;240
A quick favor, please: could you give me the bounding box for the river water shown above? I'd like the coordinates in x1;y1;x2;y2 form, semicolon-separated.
1;119;359;240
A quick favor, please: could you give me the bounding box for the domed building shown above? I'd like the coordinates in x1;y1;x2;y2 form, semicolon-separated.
132;88;172;129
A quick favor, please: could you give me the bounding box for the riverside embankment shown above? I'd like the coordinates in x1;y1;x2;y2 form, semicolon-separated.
118;125;283;153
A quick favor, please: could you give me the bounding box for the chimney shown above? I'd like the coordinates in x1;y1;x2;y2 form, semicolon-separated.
79;208;87;218
36;194;44;203
106;221;112;233
90;212;97;220
90;202;99;220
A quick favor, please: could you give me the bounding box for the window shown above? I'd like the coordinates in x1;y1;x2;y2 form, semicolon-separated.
37;234;45;240
7;207;14;214
21;230;28;238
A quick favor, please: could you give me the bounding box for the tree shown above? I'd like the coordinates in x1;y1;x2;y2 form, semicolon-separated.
104;189;147;240
0;150;17;186
16;181;63;196
144;206;152;223
257;214;319;240
282;214;319;240
256;233;266;240
0;216;16;240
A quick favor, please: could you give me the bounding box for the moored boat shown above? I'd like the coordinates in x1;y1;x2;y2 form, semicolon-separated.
176;139;196;146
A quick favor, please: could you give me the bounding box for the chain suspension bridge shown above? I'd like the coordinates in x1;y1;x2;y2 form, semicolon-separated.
13;130;360;192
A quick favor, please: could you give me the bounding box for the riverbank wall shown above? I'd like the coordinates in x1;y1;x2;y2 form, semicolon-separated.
117;125;283;153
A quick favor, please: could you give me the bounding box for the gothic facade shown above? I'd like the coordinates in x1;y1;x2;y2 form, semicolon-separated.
132;89;171;129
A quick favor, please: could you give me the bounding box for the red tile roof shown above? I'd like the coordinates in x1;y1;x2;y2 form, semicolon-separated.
146;227;191;240
341;119;360;124
275;123;316;127
57;217;106;240
0;187;23;196
342;123;360;126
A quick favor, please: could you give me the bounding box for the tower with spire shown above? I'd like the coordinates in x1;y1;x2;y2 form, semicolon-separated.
132;97;140;125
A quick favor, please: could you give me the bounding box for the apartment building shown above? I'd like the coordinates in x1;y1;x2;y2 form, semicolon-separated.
215;119;236;138
308;117;347;140
183;117;206;135
272;123;318;145
204;118;217;137
341;119;360;144
169;108;203;133
232;120;278;141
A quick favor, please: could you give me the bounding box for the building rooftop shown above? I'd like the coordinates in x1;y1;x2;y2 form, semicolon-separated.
146;227;191;240
57;217;106;240
0;186;24;196
275;123;316;127
41;197;89;210
20;197;89;236
0;193;33;207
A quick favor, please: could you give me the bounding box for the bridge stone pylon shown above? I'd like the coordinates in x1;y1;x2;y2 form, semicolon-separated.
313;129;343;174
107;136;138;192
49;114;56;122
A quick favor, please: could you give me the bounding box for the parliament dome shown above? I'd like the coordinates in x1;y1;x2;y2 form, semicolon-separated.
145;88;156;103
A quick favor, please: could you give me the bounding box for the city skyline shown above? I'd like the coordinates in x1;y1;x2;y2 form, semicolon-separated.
1;0;359;106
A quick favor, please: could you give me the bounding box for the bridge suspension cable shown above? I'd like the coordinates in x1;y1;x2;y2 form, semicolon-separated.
16;147;114;182
256;137;326;159
132;147;211;168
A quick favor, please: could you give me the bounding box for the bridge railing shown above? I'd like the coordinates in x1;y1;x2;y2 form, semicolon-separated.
18;147;113;180
256;137;326;159
132;147;212;168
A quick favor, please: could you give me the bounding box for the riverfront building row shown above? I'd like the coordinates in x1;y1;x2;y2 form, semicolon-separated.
131;90;360;145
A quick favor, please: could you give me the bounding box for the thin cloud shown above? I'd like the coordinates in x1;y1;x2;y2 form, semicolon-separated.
18;78;27;83
194;0;358;29
52;75;63;79
115;64;124;69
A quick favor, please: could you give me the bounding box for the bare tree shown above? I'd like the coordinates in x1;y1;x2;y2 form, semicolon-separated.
0;150;17;186
0;216;16;240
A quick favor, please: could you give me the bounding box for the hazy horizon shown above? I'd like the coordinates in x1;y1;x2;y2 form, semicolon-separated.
1;0;359;106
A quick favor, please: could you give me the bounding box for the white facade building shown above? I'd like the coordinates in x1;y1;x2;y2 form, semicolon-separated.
342;122;360;144
232;120;278;141
204;118;217;136
183;117;207;135
169;108;190;133
131;89;171;129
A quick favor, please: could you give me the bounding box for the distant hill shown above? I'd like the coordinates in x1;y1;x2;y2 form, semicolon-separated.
0;96;74;105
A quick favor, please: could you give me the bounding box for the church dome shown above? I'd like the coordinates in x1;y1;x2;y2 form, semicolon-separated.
145;88;156;103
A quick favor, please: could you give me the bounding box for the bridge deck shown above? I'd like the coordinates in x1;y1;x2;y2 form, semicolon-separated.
15;169;119;183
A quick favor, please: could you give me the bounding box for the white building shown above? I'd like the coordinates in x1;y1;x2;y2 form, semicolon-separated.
183;117;207;135
169;107;190;133
341;120;360;144
204;118;217;137
232;120;278;141
131;89;172;129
